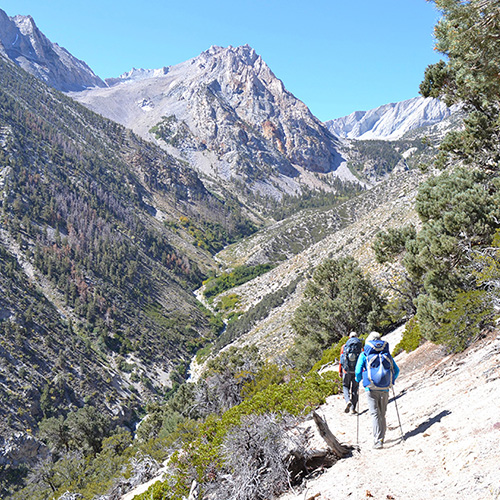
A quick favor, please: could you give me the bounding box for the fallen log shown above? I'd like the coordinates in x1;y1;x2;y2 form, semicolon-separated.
312;411;356;458
306;493;321;500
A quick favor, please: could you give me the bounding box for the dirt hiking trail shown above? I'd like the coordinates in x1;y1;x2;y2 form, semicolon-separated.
279;330;500;500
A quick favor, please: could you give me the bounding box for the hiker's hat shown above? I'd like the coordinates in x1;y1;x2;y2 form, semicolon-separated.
349;331;358;338
367;331;381;342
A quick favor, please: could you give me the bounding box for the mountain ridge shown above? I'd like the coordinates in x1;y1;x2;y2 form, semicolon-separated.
0;9;454;207
0;8;106;91
325;96;458;140
69;44;354;205
0;51;255;438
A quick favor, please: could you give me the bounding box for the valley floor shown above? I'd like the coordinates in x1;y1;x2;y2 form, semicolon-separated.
279;330;500;500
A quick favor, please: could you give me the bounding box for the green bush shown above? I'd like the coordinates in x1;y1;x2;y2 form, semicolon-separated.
216;293;240;311
435;290;494;352
393;317;423;356
203;264;274;301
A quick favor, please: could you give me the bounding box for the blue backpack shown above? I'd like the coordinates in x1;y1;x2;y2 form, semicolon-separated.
362;340;394;389
340;337;362;374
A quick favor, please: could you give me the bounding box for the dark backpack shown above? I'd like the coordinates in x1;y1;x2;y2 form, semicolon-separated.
340;337;362;373
362;339;394;389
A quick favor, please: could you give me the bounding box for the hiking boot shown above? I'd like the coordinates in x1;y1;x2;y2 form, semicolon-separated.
344;402;352;413
351;407;357;414
373;440;383;449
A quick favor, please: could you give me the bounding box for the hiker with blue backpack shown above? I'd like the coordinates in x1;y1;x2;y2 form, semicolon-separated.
339;331;363;414
355;331;400;449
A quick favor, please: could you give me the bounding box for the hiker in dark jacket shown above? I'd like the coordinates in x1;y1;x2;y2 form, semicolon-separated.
339;331;362;414
355;331;400;449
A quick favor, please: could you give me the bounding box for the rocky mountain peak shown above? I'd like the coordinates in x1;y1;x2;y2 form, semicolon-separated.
201;44;258;64
73;44;345;202
0;8;106;91
12;13;37;35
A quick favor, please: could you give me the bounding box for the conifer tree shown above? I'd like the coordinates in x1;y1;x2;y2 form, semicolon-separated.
421;0;500;170
413;0;500;348
291;256;385;370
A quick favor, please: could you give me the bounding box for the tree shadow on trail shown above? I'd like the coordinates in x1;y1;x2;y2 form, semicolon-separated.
403;410;451;441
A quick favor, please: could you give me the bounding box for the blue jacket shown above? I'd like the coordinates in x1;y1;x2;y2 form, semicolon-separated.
355;343;400;392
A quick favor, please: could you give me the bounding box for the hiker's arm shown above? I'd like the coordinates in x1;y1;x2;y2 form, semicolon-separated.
354;353;365;383
392;358;400;382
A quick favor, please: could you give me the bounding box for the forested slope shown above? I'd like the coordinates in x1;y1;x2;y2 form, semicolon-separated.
0;53;254;435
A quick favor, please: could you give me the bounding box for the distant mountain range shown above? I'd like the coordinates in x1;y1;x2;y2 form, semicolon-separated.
325;96;457;140
0;7;460;205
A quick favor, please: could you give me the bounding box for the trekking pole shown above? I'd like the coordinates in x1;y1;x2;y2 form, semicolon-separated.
391;386;404;441
356;398;360;445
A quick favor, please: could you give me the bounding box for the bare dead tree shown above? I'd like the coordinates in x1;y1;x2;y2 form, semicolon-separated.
312;411;357;458
204;413;304;500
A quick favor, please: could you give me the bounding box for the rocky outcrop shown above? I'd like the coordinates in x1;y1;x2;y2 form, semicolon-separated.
0;432;49;467
0;8;105;91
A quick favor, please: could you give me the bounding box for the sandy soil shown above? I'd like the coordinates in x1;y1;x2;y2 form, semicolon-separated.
279;330;500;500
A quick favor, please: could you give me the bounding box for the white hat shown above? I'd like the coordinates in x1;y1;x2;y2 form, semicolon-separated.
349;331;358;338
366;331;381;342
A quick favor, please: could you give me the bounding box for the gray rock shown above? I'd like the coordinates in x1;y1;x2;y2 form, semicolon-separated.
71;45;346;201
0;8;106;91
57;493;84;500
0;432;50;467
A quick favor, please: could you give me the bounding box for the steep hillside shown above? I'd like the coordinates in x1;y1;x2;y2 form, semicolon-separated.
0;53;254;435
192;169;426;366
116;328;500;500
279;330;500;500
216;168;424;268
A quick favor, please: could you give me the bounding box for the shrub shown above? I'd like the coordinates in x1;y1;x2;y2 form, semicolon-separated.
134;370;340;500
435;290;494;352
203;264;274;301
393;317;423;356
310;336;349;372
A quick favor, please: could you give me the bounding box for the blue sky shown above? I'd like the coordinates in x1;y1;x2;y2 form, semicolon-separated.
1;0;442;121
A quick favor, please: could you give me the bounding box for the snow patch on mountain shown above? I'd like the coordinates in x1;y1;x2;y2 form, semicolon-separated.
325;97;456;140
